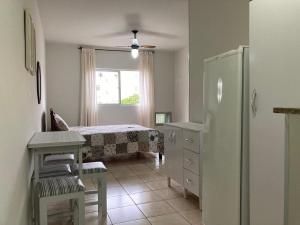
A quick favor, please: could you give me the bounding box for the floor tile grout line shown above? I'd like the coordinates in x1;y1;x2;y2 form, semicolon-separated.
106;158;198;225
163;199;196;224
116;174;151;222
164;198;200;225
107;177;127;224
109;164;183;225
144;212;193;225
109;173;149;224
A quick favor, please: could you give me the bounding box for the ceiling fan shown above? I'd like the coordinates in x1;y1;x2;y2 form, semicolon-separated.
117;30;156;59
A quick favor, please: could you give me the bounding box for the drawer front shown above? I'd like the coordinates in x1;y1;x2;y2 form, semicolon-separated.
183;149;200;175
183;130;200;153
184;169;200;196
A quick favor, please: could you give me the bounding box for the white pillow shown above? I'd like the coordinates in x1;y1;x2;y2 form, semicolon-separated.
54;113;69;131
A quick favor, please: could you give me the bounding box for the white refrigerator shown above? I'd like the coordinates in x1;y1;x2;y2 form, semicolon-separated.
249;1;300;225
202;46;249;225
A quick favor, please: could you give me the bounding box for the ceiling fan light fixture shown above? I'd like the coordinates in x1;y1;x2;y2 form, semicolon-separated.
132;38;139;46
113;30;156;54
131;48;139;59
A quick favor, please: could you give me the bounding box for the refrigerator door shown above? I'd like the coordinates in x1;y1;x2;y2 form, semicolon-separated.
249;1;300;225
203;49;243;225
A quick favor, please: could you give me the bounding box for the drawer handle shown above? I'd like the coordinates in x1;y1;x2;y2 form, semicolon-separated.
186;178;192;184
184;138;194;143
185;158;192;164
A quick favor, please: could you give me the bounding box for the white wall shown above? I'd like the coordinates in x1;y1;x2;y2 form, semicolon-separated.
154;51;175;114
174;47;189;122
0;0;46;224
189;0;249;122
46;42;175;127
96;50;138;71
46;43;80;126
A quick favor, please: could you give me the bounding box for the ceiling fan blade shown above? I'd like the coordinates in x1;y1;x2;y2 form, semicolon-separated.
115;46;131;48
139;29;178;39
123;14;176;39
140;45;156;49
96;30;130;38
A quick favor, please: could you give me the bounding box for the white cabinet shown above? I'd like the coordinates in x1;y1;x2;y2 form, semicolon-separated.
182;129;201;153
183;149;200;176
163;122;203;204
184;169;200;196
164;126;183;185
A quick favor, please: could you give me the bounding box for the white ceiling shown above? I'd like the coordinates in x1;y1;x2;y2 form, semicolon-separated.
37;0;189;50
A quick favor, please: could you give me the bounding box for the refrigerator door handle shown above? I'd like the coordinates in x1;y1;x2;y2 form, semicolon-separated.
251;89;257;117
171;131;176;144
203;113;212;133
168;132;172;143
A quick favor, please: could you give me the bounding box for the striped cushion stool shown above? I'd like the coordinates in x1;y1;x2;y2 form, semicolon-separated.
39;164;72;178
30;164;72;223
34;176;85;225
44;153;75;166
73;162;107;219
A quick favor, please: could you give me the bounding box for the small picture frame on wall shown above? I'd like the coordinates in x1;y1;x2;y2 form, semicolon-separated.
24;9;32;72
31;26;36;75
24;9;36;75
36;61;42;104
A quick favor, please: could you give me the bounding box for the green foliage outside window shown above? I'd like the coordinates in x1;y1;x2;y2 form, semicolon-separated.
121;94;139;105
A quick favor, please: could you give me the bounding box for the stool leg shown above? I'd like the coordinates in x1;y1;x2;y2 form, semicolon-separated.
73;199;79;225
97;179;102;219
78;194;85;225
98;173;107;217
31;180;35;224
70;199;76;217
39;198;47;225
34;195;39;225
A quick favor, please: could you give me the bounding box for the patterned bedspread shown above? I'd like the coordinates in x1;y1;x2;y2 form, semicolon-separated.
70;124;164;161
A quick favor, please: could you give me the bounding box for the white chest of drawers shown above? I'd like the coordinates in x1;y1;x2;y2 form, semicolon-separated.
162;122;203;206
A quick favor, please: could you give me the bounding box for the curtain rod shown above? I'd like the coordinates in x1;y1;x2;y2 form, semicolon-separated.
78;47;155;53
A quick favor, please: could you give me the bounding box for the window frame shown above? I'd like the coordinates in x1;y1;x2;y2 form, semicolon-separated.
96;68;140;106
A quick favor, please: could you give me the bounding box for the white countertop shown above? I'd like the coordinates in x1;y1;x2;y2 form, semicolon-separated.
164;122;204;131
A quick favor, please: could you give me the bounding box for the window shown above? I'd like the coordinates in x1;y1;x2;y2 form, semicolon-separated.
120;71;139;105
96;70;139;105
96;71;119;104
155;112;172;126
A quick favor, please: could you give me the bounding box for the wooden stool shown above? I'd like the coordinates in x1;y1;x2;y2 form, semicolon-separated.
73;162;107;218
34;176;85;225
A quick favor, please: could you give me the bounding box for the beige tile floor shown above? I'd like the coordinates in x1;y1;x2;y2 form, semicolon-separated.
48;153;203;225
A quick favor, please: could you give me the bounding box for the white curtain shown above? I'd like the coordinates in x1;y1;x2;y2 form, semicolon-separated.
138;51;155;128
80;48;98;126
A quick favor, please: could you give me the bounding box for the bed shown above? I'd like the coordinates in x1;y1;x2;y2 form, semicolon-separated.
50;109;164;162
